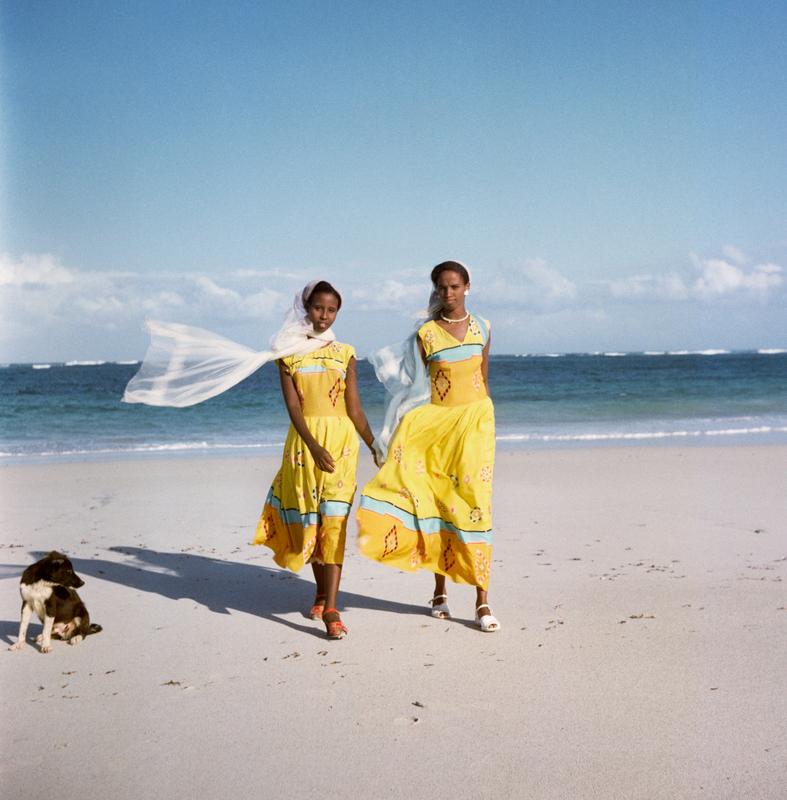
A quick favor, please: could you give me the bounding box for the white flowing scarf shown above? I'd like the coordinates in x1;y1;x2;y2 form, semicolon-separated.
370;261;470;447
122;280;336;407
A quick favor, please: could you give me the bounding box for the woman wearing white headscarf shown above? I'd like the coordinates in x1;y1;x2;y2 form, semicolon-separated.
124;280;381;639
357;261;500;632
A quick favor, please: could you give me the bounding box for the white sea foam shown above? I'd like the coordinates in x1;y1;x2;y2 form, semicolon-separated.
643;351;665;356
115;359;140;365
496;426;787;444
0;441;286;459
65;360;107;366
667;349;729;356
758;348;786;355
32;364;51;369
705;426;780;436
603;352;626;357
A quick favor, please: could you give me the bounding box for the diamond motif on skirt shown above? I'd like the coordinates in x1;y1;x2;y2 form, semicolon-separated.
328;378;341;407
381;525;399;558
442;540;456;571
264;513;277;540
433;368;451;401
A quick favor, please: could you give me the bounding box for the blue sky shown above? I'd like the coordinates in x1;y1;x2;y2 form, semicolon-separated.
1;0;786;360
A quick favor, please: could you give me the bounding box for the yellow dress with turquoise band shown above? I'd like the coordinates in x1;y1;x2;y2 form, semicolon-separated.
254;342;359;570
357;316;495;588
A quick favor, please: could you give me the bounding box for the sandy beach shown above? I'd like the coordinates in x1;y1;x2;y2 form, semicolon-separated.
1;445;785;799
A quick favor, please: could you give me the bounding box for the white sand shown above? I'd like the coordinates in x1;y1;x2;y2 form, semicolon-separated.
1;446;785;799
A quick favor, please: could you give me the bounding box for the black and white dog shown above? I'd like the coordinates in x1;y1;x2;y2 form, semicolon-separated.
9;551;102;653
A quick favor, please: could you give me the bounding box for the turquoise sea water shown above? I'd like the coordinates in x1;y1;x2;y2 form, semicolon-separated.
1;351;786;462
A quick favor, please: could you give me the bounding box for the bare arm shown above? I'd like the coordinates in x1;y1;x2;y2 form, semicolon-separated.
278;361;335;473
344;357;379;462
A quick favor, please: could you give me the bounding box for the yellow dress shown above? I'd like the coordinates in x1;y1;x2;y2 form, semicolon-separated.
253;341;359;570
357;316;495;588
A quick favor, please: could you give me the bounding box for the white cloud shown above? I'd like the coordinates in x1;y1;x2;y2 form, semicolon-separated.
721;244;749;265
608;273;689;300
350;279;425;311
606;252;784;303
0;253;293;356
2;249;784;360
481;258;577;310
0;252;75;287
692;255;783;298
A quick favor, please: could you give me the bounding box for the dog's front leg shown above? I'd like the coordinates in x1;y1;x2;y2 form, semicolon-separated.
9;603;33;651
39;615;55;653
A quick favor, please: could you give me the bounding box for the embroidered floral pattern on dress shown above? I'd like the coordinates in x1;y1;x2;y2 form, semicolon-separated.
415;459;425;475
468;318;481;338
302;535;317;561
479;465;493;483
392;444;403;463
472;370;482;392
469;506;483;523
474;548;490;585
409;540;426;568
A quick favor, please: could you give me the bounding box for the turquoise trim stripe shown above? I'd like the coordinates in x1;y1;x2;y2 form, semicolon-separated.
359;495;492;543
428;342;484;363
320;499;352;517
296;364;328;374
266;491;351;525
296;364;347;378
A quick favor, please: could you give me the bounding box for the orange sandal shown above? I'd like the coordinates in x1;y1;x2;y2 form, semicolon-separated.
323;608;348;639
309;595;326;620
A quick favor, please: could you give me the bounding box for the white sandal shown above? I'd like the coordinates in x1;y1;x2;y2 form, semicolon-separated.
430;594;451;619
475;604;501;632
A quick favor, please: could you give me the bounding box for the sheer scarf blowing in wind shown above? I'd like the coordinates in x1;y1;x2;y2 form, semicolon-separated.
122;280;336;408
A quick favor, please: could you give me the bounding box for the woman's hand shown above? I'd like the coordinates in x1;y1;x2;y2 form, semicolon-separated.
310;443;336;473
371;439;387;469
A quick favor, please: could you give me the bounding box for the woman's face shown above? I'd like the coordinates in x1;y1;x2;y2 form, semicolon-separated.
435;270;469;313
306;291;340;332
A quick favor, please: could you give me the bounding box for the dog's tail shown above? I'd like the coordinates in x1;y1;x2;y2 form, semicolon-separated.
87;623;102;636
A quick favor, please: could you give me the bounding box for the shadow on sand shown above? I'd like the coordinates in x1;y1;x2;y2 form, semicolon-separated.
1;547;425;643
71;547;425;637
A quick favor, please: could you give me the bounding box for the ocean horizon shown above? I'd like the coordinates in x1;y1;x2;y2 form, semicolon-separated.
2;350;786;463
